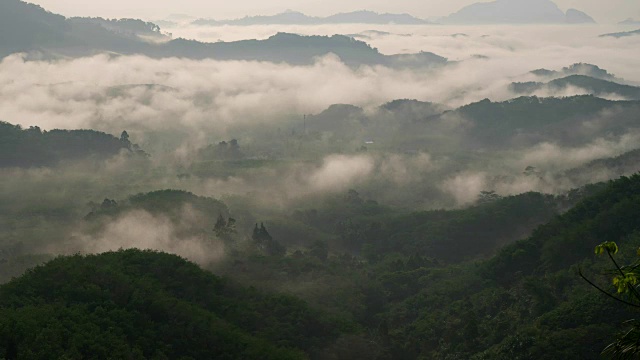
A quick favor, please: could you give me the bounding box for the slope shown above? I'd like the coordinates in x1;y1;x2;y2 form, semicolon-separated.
0;249;347;359
0;0;447;68
510;75;640;100
377;174;640;359
0;121;146;168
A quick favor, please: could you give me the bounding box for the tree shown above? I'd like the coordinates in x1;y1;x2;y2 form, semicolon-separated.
101;199;118;210
581;241;640;359
213;214;236;239
120;130;130;143
477;190;501;204
345;189;363;205
252;223;286;256
307;240;328;261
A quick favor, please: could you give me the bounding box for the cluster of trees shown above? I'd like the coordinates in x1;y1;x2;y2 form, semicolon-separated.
3;173;640;358
253;223;286;256
0;122;146;167
198;139;244;160
453;95;639;149
0;249;347;359
213;175;640;359
5;115;640;358
67;17;167;39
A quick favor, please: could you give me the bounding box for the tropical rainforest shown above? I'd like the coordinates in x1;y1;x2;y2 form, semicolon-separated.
2;0;640;359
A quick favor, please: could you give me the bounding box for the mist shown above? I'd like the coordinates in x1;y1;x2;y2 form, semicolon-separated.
2;19;640;271
68;208;225;265
1;24;639;139
25;0;640;23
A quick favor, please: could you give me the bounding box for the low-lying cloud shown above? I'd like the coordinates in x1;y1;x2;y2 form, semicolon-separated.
66;208;225;265
305;154;375;192
1;24;638;145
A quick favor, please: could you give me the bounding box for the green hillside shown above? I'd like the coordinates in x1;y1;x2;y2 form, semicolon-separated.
0;249;348;359
0;121;145;167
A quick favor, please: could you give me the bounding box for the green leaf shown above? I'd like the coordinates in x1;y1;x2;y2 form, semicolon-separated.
595;241;619;255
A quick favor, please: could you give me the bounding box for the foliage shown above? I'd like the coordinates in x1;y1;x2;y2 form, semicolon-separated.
0;249;348;359
0;121;145;167
253;223;287;256
582;241;640;359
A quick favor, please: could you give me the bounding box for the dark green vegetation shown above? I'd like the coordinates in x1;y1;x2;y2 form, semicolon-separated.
3;95;640;358
0;122;145;167
182;95;640;169
265;95;640;154
2;2;640;355
585;241;640;358
86;189;229;221
360;192;558;263
218;174;640;359
451;95;640;149
4;172;640;359
0;250;348;359
563;149;640;184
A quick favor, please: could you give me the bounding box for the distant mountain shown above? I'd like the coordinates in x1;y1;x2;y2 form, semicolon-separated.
67;17;170;41
307;99;448;131
600;28;640;38
510;75;640;100
563;148;640;185
192;10;313;26
529;63;618;82
448;96;640;149
619;18;640;26
156;33;447;67
298;95;640;153
301;96;640;153
564;9;596;24
379;99;449;118
307;104;367;133
323;10;429;24
0;0;446;68
192;10;430;26
442;0;595;24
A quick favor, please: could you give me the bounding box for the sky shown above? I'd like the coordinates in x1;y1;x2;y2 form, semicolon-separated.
26;0;640;23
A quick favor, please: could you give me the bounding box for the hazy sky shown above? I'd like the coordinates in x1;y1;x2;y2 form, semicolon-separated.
27;0;640;23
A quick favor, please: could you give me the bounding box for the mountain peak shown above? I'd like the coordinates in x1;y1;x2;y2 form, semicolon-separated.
565;8;596;24
443;0;595;24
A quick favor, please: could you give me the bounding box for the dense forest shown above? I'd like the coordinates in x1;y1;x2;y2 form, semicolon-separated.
0;122;146;167
2;89;640;358
2;172;640;359
2;0;640;358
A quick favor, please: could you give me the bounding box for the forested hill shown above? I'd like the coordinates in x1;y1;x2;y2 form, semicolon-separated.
510;75;640;100
377;174;640;359
450;95;640;149
212;174;640;359
0;249;348;359
487;173;640;281
0;0;447;68
3;175;640;358
0;121;145;167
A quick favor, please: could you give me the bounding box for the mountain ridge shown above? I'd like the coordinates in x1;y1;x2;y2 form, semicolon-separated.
510;75;640;100
0;0;446;68
192;10;431;26
443;0;595;24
